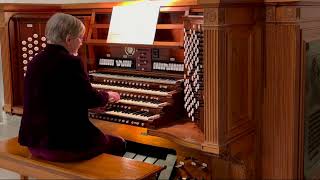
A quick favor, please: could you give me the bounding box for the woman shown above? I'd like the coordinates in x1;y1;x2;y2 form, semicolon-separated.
18;13;126;162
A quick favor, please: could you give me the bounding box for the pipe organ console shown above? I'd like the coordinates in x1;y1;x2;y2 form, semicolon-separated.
2;3;213;179
2;0;320;179
0;3;256;179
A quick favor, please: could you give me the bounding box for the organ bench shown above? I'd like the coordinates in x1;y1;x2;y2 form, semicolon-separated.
0;137;163;179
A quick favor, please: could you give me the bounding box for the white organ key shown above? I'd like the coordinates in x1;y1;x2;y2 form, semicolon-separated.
21;41;27;45
33;34;38;38
118;99;168;108
34;47;39;51
41;37;46;41
104;111;160;121
28;50;33;55
23;60;28;64
91;83;173;96
90;73;180;85
22;54;27;58
29;57;33;61
27;37;32;42
34;40;39;45
28;44;33;48
41;43;46;48
22;47;27;51
23;66;27;71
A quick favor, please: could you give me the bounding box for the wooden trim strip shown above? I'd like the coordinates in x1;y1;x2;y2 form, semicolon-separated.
0;153;86;179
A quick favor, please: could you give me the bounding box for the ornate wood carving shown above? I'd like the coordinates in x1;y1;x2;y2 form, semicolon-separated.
266;6;276;22
276;7;298;22
266;6;298;23
204;7;225;26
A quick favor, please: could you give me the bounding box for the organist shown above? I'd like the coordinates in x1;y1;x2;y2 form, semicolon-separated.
18;13;126;162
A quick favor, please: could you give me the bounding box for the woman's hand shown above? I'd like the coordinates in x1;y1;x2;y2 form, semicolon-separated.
107;91;120;103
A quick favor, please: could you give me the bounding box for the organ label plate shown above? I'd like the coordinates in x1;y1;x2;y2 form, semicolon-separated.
98;57;135;69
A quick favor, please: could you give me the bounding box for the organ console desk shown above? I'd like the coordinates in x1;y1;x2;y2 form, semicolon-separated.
1;0;320;179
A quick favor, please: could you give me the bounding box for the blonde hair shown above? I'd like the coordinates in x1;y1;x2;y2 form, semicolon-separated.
45;13;85;44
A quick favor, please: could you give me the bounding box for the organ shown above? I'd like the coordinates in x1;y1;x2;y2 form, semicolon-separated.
1;0;320;179
89;72;185;128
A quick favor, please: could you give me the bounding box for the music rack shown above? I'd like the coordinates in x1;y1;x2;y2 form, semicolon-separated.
85;7;190;47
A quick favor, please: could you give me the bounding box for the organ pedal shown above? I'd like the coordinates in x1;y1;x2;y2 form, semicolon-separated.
123;141;177;180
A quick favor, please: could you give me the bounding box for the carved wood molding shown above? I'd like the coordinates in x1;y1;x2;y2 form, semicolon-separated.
266;6;276;22
204;7;225;27
277;7;298;22
266;6;298;23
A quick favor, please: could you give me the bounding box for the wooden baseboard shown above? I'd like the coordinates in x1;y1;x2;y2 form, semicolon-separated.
11;107;23;115
2;104;12;113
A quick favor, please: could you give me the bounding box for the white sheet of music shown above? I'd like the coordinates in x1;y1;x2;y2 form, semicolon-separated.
107;2;160;45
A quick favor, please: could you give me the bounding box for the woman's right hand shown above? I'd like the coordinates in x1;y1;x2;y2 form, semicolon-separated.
107;91;120;103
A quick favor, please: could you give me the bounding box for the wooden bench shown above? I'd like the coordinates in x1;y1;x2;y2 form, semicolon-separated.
0;137;164;179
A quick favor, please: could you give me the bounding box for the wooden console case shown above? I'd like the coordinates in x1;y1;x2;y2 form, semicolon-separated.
1;0;320;179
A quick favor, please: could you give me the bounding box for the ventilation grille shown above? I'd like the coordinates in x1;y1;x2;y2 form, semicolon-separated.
305;110;320;169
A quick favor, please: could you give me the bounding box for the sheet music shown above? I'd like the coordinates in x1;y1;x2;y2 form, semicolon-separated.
107;2;160;45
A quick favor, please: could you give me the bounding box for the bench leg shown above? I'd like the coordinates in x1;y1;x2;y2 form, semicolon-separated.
20;175;28;180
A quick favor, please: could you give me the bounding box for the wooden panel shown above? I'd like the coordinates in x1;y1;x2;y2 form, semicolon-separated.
202;7;227;153
300;7;320;20
225;7;255;25
226;27;253;140
252;21;264;180
202;6;257;154
198;0;263;4
0;4;59;12
148;121;204;151
262;21;300;179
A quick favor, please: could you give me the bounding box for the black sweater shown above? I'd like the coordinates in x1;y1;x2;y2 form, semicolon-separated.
18;44;108;151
